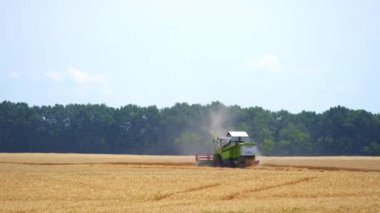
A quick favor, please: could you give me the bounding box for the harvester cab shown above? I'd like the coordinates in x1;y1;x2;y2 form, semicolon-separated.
196;131;259;167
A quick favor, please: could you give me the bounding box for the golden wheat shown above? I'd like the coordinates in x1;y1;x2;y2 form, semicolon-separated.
0;153;379;212
1;153;379;171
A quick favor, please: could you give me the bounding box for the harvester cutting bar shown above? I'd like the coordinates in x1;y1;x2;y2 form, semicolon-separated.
195;154;213;161
195;154;214;166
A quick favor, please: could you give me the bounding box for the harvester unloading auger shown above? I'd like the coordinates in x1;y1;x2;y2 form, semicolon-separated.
195;131;259;167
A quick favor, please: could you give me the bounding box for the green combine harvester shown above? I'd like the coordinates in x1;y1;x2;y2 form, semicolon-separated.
195;131;259;167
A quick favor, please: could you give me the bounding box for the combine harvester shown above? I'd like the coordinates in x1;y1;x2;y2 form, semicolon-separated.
196;131;259;167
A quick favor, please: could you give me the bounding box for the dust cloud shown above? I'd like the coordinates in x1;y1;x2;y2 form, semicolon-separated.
174;106;236;155
208;107;234;138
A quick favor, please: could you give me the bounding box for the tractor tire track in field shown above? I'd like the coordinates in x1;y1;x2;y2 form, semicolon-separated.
263;164;380;172
269;191;380;199
1;161;380;172
153;183;221;201
222;176;317;200
0;161;194;167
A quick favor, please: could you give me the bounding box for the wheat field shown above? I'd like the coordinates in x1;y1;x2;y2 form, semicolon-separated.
0;153;379;212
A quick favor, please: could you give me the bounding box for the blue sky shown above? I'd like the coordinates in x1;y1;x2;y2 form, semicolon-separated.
1;0;379;113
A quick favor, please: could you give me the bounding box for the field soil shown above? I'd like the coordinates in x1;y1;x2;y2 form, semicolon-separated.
0;153;379;212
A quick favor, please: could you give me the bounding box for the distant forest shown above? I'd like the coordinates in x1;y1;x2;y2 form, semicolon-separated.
0;101;379;156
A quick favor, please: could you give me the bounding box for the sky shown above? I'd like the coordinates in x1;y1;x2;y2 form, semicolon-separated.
1;0;379;113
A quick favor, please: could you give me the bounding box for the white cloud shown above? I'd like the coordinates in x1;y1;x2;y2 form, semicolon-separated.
247;53;282;73
44;68;108;85
66;68;107;84
42;68;112;103
8;71;20;79
334;84;360;95
44;71;65;81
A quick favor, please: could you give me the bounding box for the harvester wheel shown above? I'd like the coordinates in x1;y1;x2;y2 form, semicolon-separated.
214;154;223;167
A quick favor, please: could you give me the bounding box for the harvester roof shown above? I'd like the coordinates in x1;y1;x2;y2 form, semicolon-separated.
226;131;249;137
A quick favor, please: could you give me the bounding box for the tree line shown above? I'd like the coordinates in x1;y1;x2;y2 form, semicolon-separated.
0;100;379;156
